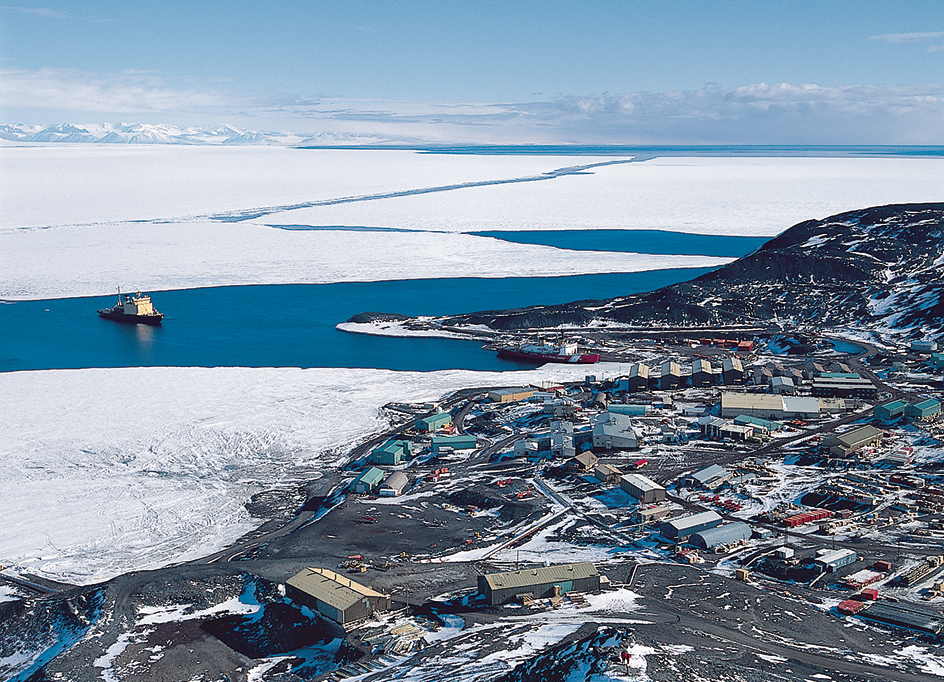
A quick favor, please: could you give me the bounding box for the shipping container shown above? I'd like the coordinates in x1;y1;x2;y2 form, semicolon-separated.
838;599;867;615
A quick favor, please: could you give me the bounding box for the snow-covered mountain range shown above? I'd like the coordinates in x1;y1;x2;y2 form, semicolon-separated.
0;123;384;146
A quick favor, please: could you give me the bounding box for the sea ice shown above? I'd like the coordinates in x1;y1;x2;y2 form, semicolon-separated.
0;363;624;584
0;221;729;301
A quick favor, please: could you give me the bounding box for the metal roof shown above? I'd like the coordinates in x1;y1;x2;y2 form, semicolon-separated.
481;562;599;592
665;510;722;532
620;473;663;493
380;471;409;490
814;548;856;565
782;396;821;413
692;359;713;373
912;399;941;410
878;399;908;411
691;522;752;548
286;568;388;612
490;387;534;396
834;425;882;447
690;464;728;484
721;393;785;412
859;602;944;634
354;467;385;486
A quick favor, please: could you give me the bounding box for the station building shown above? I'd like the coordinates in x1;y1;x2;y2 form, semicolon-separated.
351;467;385;494
478;563;600;605
907;398;941;420
814;548;857;572
874;399;907;421
285;568;391;625
592;412;637;450
721;357;745;384
594;463;623;485
720;393;822;420
911;340;938;353
681;464;732;491
733;414;783;433
660;510;723;541
431;434;477;453
691;358;714;387
660;361;682;390
619;473;666;504
488;388;535;404
811;376;878;401
415;412;452;432
822;425;883;458
285;568;391;624
378;471;410;497
689;522;752;550
769;376;796;394
627;363;649;392
608;404;649;417
371;439;411;465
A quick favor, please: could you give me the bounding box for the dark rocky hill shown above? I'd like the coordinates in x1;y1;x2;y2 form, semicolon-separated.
433;203;944;338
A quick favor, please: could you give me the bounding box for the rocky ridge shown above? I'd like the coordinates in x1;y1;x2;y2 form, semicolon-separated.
429;203;944;339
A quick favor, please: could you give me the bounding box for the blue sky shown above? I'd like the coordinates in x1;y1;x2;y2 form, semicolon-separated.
2;1;943;143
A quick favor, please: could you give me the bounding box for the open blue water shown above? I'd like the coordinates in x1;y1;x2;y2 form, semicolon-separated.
0;267;715;373
472;230;768;258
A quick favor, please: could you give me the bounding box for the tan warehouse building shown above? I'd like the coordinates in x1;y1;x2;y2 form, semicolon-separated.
285;567;391;624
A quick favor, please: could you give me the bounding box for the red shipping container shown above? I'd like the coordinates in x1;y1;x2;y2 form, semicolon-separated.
860;588;879;600
838;599;866;615
874;560;893;572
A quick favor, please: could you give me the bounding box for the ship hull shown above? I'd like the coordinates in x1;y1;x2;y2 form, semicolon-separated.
497;348;599;364
98;310;163;326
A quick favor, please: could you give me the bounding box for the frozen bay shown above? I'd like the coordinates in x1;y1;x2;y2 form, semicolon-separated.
2;147;941;299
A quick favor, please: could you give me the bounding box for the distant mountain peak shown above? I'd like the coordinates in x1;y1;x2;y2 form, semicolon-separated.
0;122;388;146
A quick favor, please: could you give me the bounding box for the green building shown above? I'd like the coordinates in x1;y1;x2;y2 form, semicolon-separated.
416;412;452;432
431;434;476;453
733;414;784;432
907;399;941;420
371;439;411;465
874;399;908;421
351;466;385;494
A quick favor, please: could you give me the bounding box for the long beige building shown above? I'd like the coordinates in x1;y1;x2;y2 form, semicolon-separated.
285;567;391;624
720;393;822;420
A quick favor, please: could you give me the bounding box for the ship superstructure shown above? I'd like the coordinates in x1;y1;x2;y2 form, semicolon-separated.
97;288;164;325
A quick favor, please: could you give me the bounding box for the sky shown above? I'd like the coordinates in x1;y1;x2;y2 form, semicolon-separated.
1;1;943;144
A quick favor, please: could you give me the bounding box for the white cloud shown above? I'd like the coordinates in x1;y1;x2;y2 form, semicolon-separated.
3;68;943;144
869;31;944;44
0;68;233;114
1;5;70;19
